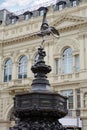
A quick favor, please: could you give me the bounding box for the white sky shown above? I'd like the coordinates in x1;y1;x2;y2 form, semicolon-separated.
0;0;57;12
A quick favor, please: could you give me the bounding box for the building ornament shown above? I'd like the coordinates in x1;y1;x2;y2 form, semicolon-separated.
0;13;86;47
53;15;86;27
54;38;80;56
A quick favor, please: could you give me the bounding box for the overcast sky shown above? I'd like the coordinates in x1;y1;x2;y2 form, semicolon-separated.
0;0;56;12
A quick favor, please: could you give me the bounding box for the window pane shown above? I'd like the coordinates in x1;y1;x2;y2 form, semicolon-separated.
61;90;73;109
62;48;73;74
76;89;81;108
23;66;27;72
18;74;22;79
18;56;28;79
68;96;73;102
24;74;27;78
73;1;77;7
69;103;73;109
11;18;15;24
39;10;44;16
4;76;7;82
4;59;12;82
9;75;12;80
25;14;29;20
59;4;63;11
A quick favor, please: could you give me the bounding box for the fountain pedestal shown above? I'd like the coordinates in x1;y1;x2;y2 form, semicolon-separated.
11;46;67;130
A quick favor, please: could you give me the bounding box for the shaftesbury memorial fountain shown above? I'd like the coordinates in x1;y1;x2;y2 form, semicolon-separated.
11;7;67;130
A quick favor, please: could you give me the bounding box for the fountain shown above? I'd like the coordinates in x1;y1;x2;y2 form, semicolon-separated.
10;7;67;130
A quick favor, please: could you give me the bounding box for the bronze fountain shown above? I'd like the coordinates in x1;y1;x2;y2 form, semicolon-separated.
10;7;67;130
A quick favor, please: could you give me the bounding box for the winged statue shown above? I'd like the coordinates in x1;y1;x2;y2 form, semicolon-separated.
37;7;60;45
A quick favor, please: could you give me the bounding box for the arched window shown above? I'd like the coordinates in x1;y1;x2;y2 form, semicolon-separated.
4;59;12;82
62;47;73;74
18;55;28;79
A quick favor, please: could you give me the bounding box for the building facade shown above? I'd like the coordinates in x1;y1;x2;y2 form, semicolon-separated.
0;0;87;130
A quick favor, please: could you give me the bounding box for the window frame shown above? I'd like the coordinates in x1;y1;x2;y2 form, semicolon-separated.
76;89;81;108
39;10;44;16
4;59;12;82
72;0;77;7
58;4;63;11
24;14;29;20
61;89;73;109
18;55;28;79
11;18;15;24
62;47;73;74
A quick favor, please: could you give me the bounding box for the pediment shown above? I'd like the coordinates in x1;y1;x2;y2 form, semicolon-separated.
50;4;87;29
56;20;77;28
52;15;86;29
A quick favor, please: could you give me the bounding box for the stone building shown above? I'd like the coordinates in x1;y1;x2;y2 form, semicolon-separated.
0;0;87;130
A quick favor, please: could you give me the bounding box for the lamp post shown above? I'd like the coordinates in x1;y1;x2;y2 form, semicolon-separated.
10;7;67;130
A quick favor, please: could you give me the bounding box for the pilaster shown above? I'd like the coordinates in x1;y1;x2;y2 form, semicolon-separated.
12;62;18;80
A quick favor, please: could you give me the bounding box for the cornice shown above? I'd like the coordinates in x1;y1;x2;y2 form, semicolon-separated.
2;31;55;47
3;33;39;46
51;80;80;88
0;120;10;123
51;78;87;87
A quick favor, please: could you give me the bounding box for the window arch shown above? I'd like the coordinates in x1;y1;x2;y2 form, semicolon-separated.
18;55;28;79
4;59;12;82
62;47;73;74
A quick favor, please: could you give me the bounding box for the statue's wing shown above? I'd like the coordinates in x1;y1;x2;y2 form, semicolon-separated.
37;31;43;37
37;29;51;37
50;26;59;36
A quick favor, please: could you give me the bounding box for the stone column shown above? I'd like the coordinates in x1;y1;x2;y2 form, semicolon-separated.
0;56;3;82
82;118;87;130
73;89;76;110
73;54;75;73
79;35;86;71
12;62;18;80
80;89;84;109
27;55;33;79
59;55;62;74
0;43;3;83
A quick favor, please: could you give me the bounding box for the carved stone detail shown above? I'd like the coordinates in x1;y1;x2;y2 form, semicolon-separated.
54;38;80;56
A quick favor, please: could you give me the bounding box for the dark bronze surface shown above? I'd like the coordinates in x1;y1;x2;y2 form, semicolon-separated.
14;92;67;119
37;7;59;46
10;7;67;130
